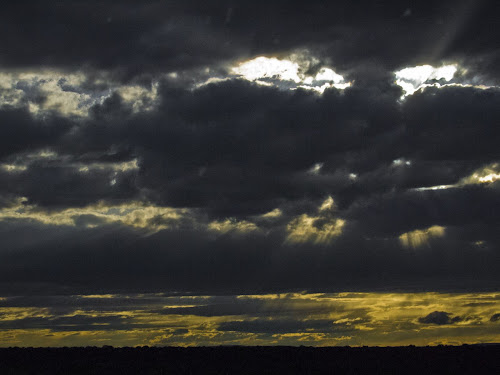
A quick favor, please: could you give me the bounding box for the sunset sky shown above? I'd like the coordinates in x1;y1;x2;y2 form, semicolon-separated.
0;0;499;347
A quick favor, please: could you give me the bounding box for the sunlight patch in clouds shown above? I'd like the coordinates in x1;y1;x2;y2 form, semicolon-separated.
231;55;350;93
286;214;345;244
208;218;259;235
413;163;500;191
1;149;140;178
0;70;94;116
0;200;191;232
232;57;302;83
0;198;267;236
286;196;345;244
0;164;28;173
395;64;457;96
461;163;500;185
260;208;283;219
0;70;160;117
399;225;445;249
308;162;323;175
78;159;139;174
116;82;160;113
319;196;335;212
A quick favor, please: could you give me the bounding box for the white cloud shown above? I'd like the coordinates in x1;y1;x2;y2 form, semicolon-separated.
395;64;457;97
413;163;500;191
232;56;302;83
314;67;345;83
230;53;350;94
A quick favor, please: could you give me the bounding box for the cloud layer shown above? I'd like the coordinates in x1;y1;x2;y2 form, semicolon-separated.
0;292;499;347
0;1;499;316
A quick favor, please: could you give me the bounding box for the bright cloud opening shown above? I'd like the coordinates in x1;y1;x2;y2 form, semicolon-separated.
232;56;302;83
231;55;350;93
286;196;345;244
395;64;457;97
413;163;500;191
461;163;500;185
308;162;323;175
399;225;446;249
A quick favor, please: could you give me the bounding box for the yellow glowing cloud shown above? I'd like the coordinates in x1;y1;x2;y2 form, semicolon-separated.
78;294;119;299
0;292;499;347
0;197;266;236
414;162;500;191
461;163;500;185
0;199;191;232
286;214;345;244
260;208;282;219
0;164;28;172
77;159;139;173
319;196;335;212
0;69;161;117
286;196;345;244
207;218;259;235
116;82;159;113
399;225;445;248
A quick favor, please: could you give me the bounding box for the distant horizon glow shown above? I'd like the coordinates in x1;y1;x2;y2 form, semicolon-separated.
0;292;498;347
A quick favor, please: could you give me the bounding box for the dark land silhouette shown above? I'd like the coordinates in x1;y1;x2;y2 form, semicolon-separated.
0;345;499;374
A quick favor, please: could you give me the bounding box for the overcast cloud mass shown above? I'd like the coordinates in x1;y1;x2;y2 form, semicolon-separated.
0;0;499;346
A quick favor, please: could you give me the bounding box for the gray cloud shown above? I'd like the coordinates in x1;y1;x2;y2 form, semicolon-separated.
418;311;462;325
217;318;349;334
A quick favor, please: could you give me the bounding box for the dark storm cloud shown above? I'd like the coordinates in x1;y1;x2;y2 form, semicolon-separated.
0;143;141;208
399;86;500;162
0;83;499;295
154;295;346;317
346;185;500;236
1;60;498;215
0;0;499;298
0;107;71;159
60;78;403;215
1;164;139;208
2;1;499;81
418;311;462;325
63;80;499;218
217;318;348;334
0;194;22;209
0;214;498;296
155;297;268;317
0;294;170;312
0;314;137;332
0;2;243;81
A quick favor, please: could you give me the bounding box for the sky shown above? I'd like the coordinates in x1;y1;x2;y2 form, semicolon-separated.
0;0;499;347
